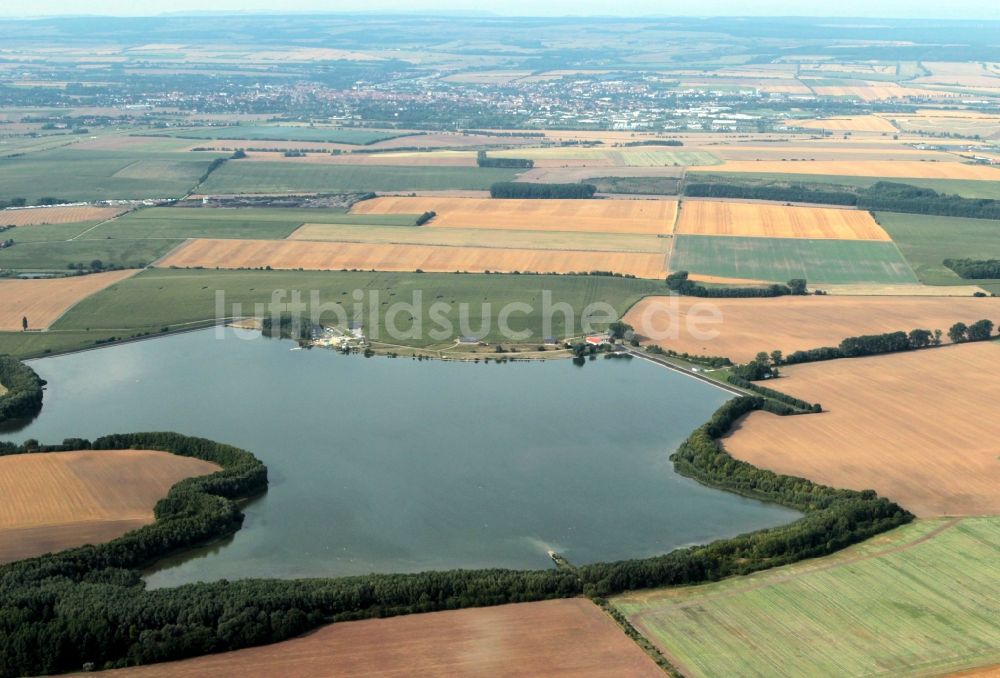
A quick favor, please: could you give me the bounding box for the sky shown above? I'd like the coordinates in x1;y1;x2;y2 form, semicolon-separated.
0;1;998;20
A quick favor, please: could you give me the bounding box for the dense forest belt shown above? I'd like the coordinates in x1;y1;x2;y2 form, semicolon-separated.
490;181;596;199
0;408;910;675
943;258;1000;279
685;179;1000;220
0;356;44;424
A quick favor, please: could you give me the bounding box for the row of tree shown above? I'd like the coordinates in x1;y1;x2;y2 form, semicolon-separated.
666;271;808;298
476;151;534;168
0;356;44;423
685;179;1000;220
490;182;596;199
943;258;1000;279
782;320;996;365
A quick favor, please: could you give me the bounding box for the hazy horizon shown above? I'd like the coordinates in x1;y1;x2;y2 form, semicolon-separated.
0;1;998;20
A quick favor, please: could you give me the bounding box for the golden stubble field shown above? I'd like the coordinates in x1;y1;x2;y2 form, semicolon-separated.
0;450;219;563
107;599;663;677
158;238;669;278
723;342;1000;516
624;295;1000;363
351;196;678;234
0;269;137;330
691;159;1000;180
785;115;898;133
0;205;124;226
676;200;890;240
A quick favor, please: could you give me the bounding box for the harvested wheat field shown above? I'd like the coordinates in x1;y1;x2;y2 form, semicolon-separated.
0;205;124;226
724;342;1000;516
691;160;1000;180
110;598;662;677
624;295;1000;364
785;115;898;133
676;200;889;240
158;238;668;278
0;269;137;330
351;196;677;234
0;450;219;563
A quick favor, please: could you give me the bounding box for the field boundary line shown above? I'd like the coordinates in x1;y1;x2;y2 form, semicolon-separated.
45;269;142;330
69;209;134;241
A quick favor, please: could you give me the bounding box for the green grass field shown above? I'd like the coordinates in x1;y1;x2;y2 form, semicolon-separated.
200;163;521;194
80;207;420;240
0;239;180;271
28;268;664;356
614;517;1000;677
157;126;410;145
875;212;1000;285
671;234;919;284
3;221;104;243
0;148;226;203
690;171;1000;200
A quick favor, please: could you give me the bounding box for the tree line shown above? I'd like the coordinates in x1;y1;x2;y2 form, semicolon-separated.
490;182;596;199
781;320;996;365
943;258;1000;279
685;179;1000;220
0;356;44;424
666;271;808;298
476;151;534;168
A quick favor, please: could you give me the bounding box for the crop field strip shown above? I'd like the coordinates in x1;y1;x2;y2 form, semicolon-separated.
874;212;1000;285
623;294;1000;364
199;162;523;193
351;196;678;234
724;342;1000;517
0;205;125;226
690;171;1000;200
148;125;408;145
156;238;669;278
784;114;899;133
0;269;137;330
109;599;663;677
689;160;1000;181
0;237;182;271
614;517;1000;678
670;234;918;284
676;200;890;240
0;450;219;563
289;223;670;253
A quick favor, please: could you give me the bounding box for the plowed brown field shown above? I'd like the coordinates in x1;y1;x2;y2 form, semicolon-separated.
723;342;1000;516
351;196;677;234
676;200;889;240
0;450;219;563
109;599;663;677
158;238;668;278
0;269;137;330
624;295;1000;363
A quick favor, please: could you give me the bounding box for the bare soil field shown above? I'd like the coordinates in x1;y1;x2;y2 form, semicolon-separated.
351;197;678;234
624;295;1000;363
691;160;1000;180
784;115;898;133
0;450;219;563
109;598;662;677
676;200;889;240
158;238;668;278
0;269;137;330
289;223;669;253
724;342;1000;516
0;205;125;226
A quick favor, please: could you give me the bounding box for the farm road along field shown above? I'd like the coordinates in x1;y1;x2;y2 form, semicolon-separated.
689;160;1000;181
725;342;1000;516
0;450;219;563
158;238;668;278
351;196;678;234
624;295;1000;363
614;517;1000;677
676;200;889;240
0;269;137;330
108;599;663;677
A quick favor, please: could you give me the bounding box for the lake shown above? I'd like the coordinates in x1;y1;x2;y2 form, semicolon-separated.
3;328;798;587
